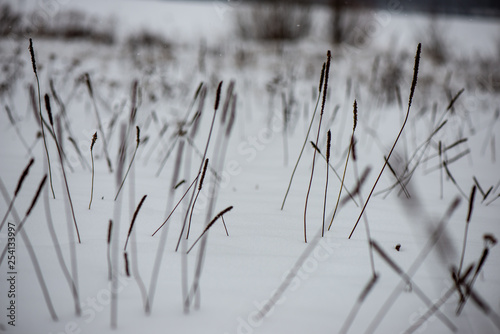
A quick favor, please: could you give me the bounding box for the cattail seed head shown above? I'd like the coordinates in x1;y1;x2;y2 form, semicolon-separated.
353;100;357;132
44;94;53;126
326;130;331;163
91;132;97;150
29;38;37;75
214;81;223;110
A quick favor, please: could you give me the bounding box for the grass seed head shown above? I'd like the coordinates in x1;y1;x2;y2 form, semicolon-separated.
353;100;357;131
136;126;140;146
214;81;223;110
44;94;53;126
198;158;209;191
91;132;97;150
319;62;326;93
29;38;37;75
326;130;331;163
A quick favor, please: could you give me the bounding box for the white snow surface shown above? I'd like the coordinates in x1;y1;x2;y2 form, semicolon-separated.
0;1;500;334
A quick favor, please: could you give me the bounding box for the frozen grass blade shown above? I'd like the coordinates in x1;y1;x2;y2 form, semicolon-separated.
89;132;97;209
350;43;421;239
29;38;55;199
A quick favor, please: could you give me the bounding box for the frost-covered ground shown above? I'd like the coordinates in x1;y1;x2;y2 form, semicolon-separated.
1;1;500;334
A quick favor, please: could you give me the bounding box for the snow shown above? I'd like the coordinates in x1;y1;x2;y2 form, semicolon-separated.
0;1;500;334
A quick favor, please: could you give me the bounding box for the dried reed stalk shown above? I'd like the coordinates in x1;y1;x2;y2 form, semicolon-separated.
29;38;55;198
45;95;81;243
322;130;331;237
281;62;326;210
349;43;421;239
85;73;113;172
115;126;141;201
329;100;357;231
89;132;97;209
304;51;331;243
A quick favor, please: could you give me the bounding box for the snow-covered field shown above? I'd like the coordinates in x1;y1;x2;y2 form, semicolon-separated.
1;1;500;333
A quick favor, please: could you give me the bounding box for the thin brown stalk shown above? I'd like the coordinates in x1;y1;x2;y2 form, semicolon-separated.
186;158;209;239
124;195;147;251
107;220;113;280
281;62;325;211
115;126;141;201
304;51;331;243
29;39;55;198
89;132;97;209
309;141;359;205
85;73;113;172
151;175;199;237
329;100;357;231
349;43;421;239
187;206;233;254
175;82;223;252
46;95;81;243
322;130;331;237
